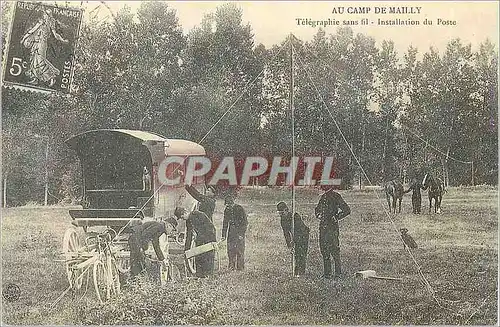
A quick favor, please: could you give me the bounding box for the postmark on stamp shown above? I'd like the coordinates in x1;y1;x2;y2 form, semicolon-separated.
2;1;83;94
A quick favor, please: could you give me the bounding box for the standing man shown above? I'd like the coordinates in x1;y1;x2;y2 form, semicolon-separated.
315;185;351;279
128;219;175;278
175;207;217;278
221;195;248;271
185;184;216;221
276;201;310;277
404;177;422;214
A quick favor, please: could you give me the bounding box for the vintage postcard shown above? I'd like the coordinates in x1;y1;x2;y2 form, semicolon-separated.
1;1;498;325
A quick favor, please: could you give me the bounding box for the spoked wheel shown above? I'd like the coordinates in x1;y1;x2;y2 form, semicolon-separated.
112;241;131;276
93;256;121;304
108;257;121;296
169;263;182;282
159;261;182;285
158;233;169;257
185;239;196;276
63;228;85;290
116;256;130;275
176;232;185;246
159;261;169;286
93;260;107;304
214;241;223;271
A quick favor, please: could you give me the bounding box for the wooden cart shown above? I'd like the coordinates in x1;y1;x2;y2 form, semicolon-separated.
61;129;209;302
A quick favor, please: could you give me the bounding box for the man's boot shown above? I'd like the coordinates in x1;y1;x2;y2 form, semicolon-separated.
333;253;342;279
322;257;332;278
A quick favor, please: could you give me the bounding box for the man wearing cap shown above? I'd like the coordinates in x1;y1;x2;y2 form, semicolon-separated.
185;184;216;221
128;219;176;278
221;196;248;270
277;201;310;277
175;207;217;278
315;185;351;279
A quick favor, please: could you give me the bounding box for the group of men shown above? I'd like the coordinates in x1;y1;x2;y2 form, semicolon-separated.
128;184;248;279
128;184;351;281
277;185;351;279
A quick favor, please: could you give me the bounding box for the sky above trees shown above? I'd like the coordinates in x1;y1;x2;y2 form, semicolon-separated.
85;1;498;54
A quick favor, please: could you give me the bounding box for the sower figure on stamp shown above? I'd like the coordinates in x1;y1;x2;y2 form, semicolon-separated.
185;184;216;221
404;177;422;214
21;9;69;86
176;207;217;278
128;219;175;278
277;201;310;277
315;185;351;279
221;196;248;271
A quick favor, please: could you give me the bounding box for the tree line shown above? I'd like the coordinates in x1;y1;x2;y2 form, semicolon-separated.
1;2;497;206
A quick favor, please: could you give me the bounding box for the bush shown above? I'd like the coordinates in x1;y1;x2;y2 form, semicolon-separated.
75;276;222;325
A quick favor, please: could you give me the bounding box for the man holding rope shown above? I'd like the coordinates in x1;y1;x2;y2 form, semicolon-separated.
185;184;217;221
315;185;351;279
277;201;310;277
221;195;248;271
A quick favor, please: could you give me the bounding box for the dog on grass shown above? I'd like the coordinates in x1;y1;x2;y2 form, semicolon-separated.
400;228;418;249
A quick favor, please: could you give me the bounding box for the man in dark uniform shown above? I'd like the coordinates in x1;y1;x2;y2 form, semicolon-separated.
315;185;351;279
404;177;422;214
185;184;216;221
176;207;217;278
277;201;310;277
221;196;247;270
128;219;174;278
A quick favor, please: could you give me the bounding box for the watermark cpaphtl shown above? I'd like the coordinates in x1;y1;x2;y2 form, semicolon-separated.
157;155;342;187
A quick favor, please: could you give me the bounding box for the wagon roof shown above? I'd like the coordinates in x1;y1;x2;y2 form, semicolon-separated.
66;129;166;143
65;129;205;156
165;139;205;156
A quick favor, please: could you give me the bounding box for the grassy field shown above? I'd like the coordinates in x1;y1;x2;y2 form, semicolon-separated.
1;186;498;325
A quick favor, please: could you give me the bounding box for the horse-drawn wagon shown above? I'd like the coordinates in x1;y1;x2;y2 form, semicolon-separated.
60;129;210;303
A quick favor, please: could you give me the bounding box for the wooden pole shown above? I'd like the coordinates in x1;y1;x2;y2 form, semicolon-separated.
471;161;475;186
289;33;296;276
382;117;389;178
44;141;49;206
360;122;365;189
3;176;6;208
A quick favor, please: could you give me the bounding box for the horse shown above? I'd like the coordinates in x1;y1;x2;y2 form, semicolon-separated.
384;180;404;213
421;173;445;213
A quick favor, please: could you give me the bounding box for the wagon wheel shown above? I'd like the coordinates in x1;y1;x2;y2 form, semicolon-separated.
185;239;196;276
109;257;121;296
169;263;181;281
62;228;85;290
93;255;121;304
176;232;185;246
159;261;169;286
159;261;182;285
116;256;130;275
159;234;169;257
93;259;107;304
113;241;131;275
214;241;222;272
159;233;183;284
